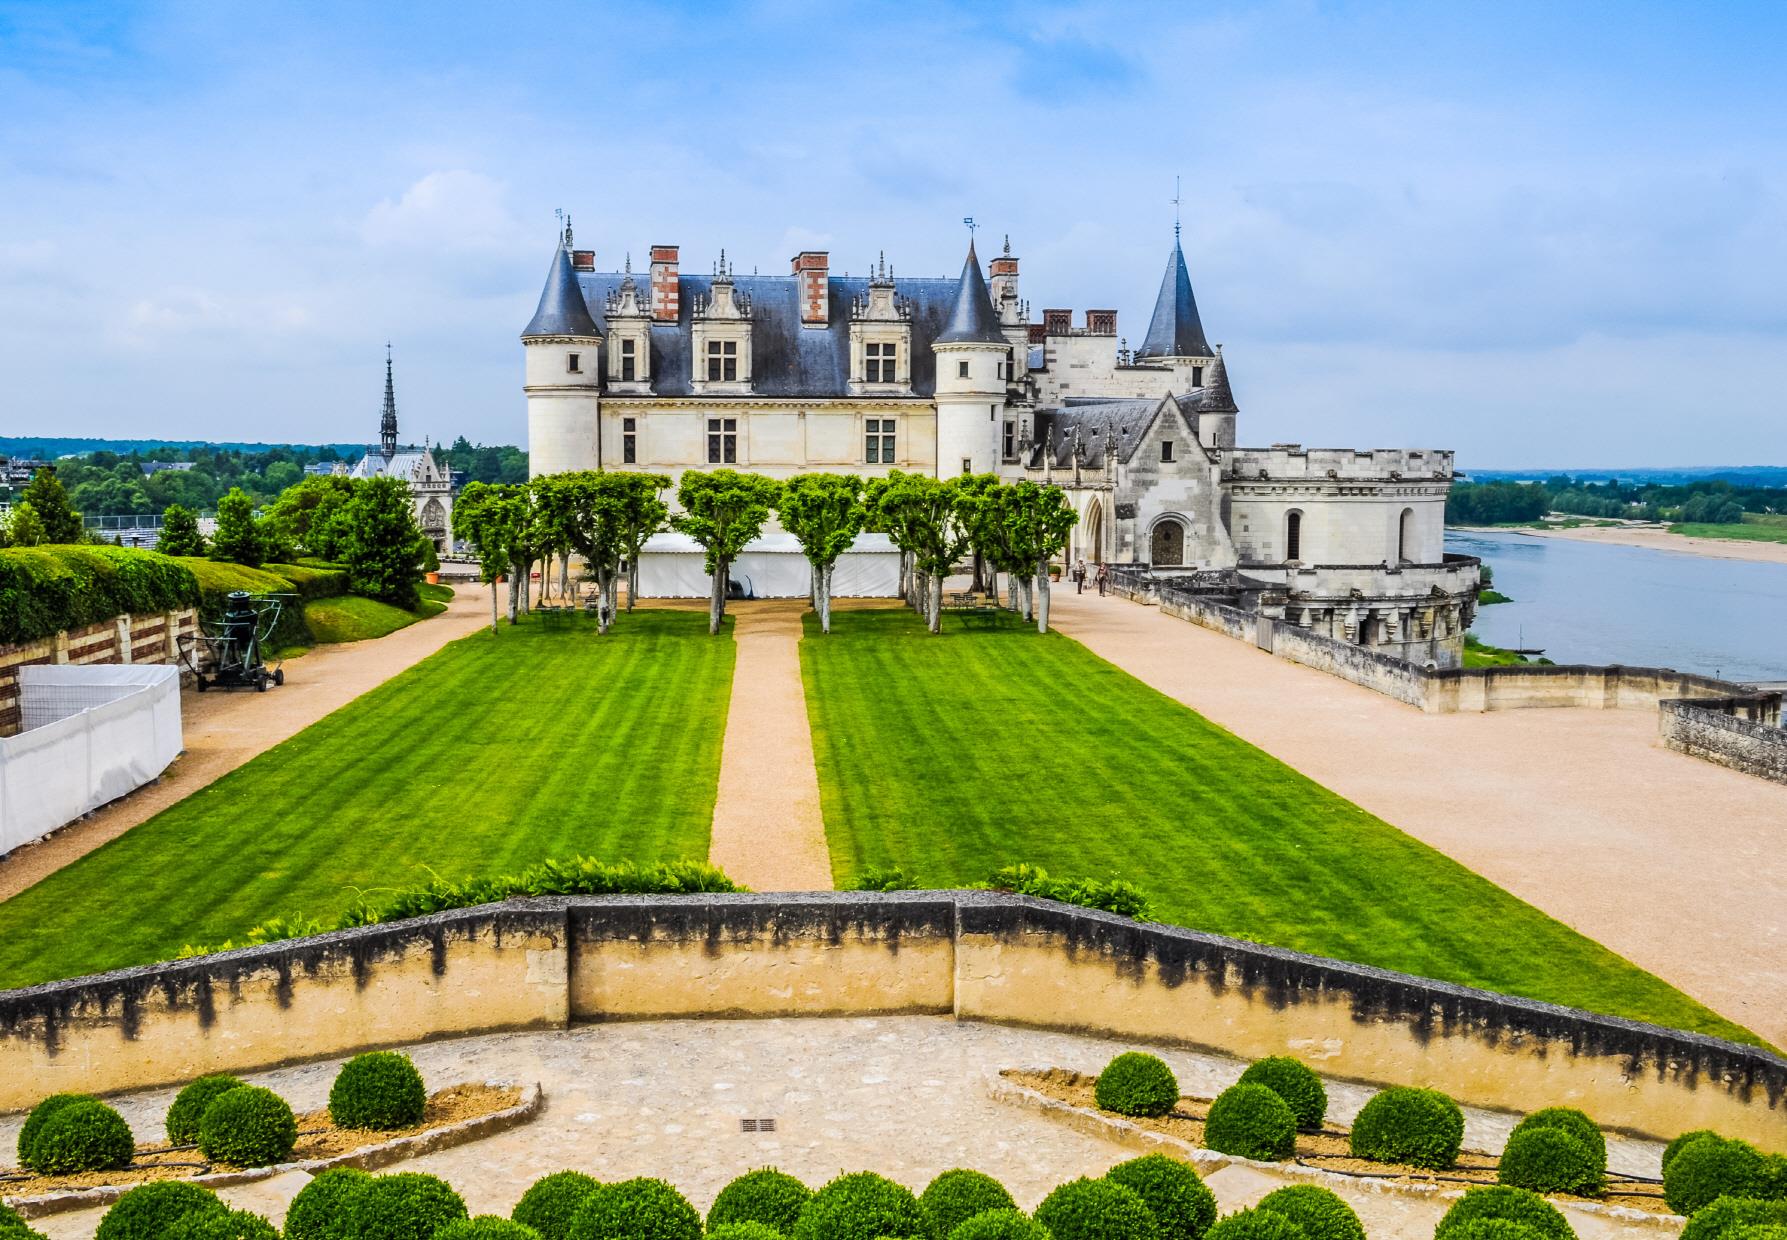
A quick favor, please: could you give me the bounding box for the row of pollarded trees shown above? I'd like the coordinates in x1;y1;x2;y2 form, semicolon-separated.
450;467;1080;637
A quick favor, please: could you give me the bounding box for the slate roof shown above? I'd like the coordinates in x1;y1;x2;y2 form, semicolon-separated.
1028;398;1168;468
934;241;1008;346
523;245;604;339
1137;239;1212;360
351;450;430;480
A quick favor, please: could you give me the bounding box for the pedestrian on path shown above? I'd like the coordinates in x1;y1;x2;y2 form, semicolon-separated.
1096;562;1109;596
1073;558;1087;594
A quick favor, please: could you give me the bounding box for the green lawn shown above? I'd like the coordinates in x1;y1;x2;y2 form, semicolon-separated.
0;611;735;989
1671;519;1787;545
801;609;1757;1045
303;583;452;644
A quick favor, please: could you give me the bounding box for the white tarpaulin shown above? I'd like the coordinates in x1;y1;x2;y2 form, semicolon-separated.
0;664;183;855
635;531;901;599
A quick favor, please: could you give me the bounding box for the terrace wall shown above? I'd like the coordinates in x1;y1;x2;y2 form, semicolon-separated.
0;609;198;737
1;894;1781;1144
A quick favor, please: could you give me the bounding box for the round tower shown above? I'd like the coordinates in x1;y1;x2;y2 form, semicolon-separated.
522;239;604;478
932;239;1008;477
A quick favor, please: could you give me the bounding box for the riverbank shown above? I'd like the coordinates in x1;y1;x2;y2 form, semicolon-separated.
1460;522;1787;565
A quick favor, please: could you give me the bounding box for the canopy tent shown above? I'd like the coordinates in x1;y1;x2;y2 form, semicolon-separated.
635;531;901;599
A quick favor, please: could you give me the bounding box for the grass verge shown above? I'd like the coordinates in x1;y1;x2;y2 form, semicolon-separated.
1670;520;1787;545
303;583;452;644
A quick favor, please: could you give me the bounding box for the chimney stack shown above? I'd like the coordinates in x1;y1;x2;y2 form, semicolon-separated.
1086;309;1116;336
792;251;829;326
571;250;596;272
1043;308;1072;337
649;245;680;322
989;250;1019;304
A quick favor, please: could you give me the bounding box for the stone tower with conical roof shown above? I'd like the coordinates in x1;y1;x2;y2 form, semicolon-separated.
931;239;1010;476
1136;232;1217;393
522;227;605;477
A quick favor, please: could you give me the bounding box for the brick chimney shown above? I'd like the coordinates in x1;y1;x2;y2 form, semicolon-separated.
792;251;829;326
1043;308;1072;337
989;251;1019;304
1086;309;1116;336
649;245;680;323
571;250;596;272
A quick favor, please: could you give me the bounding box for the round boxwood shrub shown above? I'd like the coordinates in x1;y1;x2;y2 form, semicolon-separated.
327;1051;428;1131
95;1182;227;1240
1727;1228;1787;1240
16;1092;96;1171
1106;1153;1217;1240
1204;1083;1297;1162
706;1225;787;1240
1682;1197;1787;1240
1095;1052;1180;1119
1437;1222;1550;1240
791;1172;928;1240
197;1085;296;1167
1435;1186;1575;1240
1667;1137;1772;1216
513;1170;603;1240
1255;1186;1364;1240
437;1220;543;1240
342;1172;469;1240
948;1212;1053;1240
1498;1126;1604;1197
283;1167;374;1240
1347;1086;1465;1170
1510;1109;1606;1176
1035;1177;1161;1240
921;1169;1015;1239
1763;1156;1787;1200
1204;1206;1304;1240
162;1208;279;1240
0;1202;48;1240
1668;1132;1724;1175
568;1177;701;1240
1237;1058;1327;1130
707;1167;812;1233
165;1075;247;1145
31;1099;135;1175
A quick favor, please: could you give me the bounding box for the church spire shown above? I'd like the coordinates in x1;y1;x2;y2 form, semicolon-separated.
380;343;398;457
1136;232;1212;361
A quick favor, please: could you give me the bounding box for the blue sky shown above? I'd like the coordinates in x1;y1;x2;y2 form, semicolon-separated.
2;0;1784;467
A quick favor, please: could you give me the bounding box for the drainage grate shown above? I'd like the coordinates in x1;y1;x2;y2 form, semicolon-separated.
740;1117;777;1133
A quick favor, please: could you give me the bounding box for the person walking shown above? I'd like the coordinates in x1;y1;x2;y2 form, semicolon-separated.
1073;558;1087;594
1096;562;1109;596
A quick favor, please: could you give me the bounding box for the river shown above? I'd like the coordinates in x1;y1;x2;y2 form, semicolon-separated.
1445;528;1787;683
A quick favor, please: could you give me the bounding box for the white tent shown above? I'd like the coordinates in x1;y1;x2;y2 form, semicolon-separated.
635;531;901;599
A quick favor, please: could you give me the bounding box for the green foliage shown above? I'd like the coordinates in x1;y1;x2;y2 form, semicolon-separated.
95;1182;226;1240
1510;1108;1605;1169
196;1085;296;1167
0;1201;49;1238
342;857;743;929
1094;1052;1180;1118
1681;1197;1787;1240
266;476;357;560
281;1167;373;1240
980;862;1151;919
1106;1153;1217;1240
791;1171;928;1240
0;545;199;644
567;1177;702;1240
16;1092;95;1171
946;1212;1052;1240
1236;1057;1327;1129
435;1220;542;1240
1035;1177;1161;1240
707;1168;812;1234
705;1226;785;1240
5;500;45;546
850;865;922;891
1203;1083;1298;1162
1497;1127;1602;1196
511;1170;602;1240
1436;1222;1549;1240
452;481;534;590
20;467;84;543
342;1173;469;1240
1253;1187;1362;1240
165;1074;246;1144
778;473;868;571
162;1207;279;1239
328;1051;428;1130
302;594;437;645
1435;1187;1574;1240
210;487;264;566
1203;1209;1304;1240
1348;1086;1465;1170
31;1099;136;1174
920;1169;1015;1239
341;475;427;608
1667;1132;1724;1174
159;504;207;556
1666;1137;1775;1216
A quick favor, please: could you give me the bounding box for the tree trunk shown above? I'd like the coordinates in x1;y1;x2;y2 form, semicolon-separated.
506;569;521;624
627;556;639;612
1036;560;1051;634
821;563;835;634
928;574;943;634
1018;575;1033;621
1006;573;1019;612
709;556;726;635
595;565;611;635
490;581;499;634
560;554;570;602
898;551;909;602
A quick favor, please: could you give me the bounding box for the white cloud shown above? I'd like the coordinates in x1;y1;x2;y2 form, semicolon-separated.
360;170;524;253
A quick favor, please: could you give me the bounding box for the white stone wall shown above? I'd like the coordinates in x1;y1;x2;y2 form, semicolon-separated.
596;400;938;483
1227;488;1449;565
934;343;1005;477
525;336;602;477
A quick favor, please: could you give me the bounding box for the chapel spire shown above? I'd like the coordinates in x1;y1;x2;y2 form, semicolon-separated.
1136;234;1213;360
380;343;398;457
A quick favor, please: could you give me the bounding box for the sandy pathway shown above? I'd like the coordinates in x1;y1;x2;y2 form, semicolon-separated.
1479;522;1787;565
1049;589;1787;1047
0;586;495;901
707;602;833;891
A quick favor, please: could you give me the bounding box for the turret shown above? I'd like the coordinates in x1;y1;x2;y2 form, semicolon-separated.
1136;231;1217;393
932;239;1007;476
522;234;604;478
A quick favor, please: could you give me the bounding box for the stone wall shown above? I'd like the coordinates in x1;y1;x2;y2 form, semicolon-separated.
1;893;1781;1144
0;609;198;736
1660;697;1787;786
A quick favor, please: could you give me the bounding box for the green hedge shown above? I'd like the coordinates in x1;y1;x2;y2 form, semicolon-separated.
707;1168;813;1234
1106;1154;1217;1240
328;1051;428;1131
166;1075;245;1145
1435;1187;1574;1240
0;546;199;645
1203;1083;1297;1162
1237;1057;1327;1130
173;558;314;650
920;1170;1016;1240
1034;1178;1160;1240
1348;1086;1465;1170
1094;1052;1180;1118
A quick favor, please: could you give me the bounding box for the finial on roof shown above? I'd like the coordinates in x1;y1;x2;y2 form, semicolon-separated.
1172;175;1181;242
624;252;632;274
1003;234;1011;256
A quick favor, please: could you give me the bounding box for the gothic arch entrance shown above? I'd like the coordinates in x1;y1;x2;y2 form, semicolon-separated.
1151;518;1186;566
1083;499;1104;562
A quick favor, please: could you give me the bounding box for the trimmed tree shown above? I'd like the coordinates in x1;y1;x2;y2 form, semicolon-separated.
673;469;781;635
209;487;263;567
876;472;967;633
453;481;535;630
341;475;427;609
778;473;867;633
616;471;670;613
264;476;355;560
158;504;207;557
20;466;83;544
1003;480;1078;634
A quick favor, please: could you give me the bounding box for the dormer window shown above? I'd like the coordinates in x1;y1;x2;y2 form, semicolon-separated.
567;352;581;374
620;339;636;382
706;340;738;382
866;342;897;383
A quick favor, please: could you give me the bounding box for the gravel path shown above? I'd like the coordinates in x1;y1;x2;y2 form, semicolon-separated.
0;585;494;901
1048;589;1787;1048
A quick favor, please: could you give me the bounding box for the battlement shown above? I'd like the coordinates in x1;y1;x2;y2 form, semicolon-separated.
1227;445;1456;482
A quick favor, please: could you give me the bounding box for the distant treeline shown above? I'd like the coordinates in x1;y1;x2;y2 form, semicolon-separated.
1448;476;1787;525
1468;465;1787;488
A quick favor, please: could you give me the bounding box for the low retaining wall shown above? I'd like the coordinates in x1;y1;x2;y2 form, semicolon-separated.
0;608;198;737
1;894;1781;1144
1660;697;1787;785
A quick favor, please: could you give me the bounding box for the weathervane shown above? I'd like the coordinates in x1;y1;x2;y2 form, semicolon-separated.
1172;175;1182;241
963;216;977;237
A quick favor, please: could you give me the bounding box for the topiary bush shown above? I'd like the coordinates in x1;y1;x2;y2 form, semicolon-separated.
1681;1197;1787;1240
1034;1177;1161;1240
32;1099;136;1175
0;1202;48;1240
1726;1228;1787;1240
1254;1185;1364;1240
162;1208;279;1239
1667;1132;1723;1175
1203;1206;1305;1240
282;1167;374;1240
948;1212;1053;1240
1237;1058;1327;1130
1498;1126;1603;1197
1347;1086;1465;1170
328;1051;428;1130
791;1171;928;1240
1509;1109;1605;1177
567;1177;701;1240
1666;1137;1772;1216
920;1169;1015;1240
513;1170;603;1240
342;1172;469;1240
197;1086;296;1167
1434;1186;1575;1240
1106;1153;1217;1240
707;1167;812;1234
166;1075;247;1145
436;1219;543;1240
1203;1083;1297;1162
16;1092;96;1172
94;1182;227;1240
1094;1052;1180;1118
1435;1222;1550;1240
706;1225;787;1240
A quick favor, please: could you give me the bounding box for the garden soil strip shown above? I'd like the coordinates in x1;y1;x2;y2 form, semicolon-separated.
0;584;492;903
1046;588;1787;1050
707;601;833;892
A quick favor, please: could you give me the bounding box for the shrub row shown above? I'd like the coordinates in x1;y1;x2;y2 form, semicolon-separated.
1663;1132;1787;1215
978;862;1152;920
0;545;199;645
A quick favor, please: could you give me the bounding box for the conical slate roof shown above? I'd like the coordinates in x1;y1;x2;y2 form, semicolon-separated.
522;244;603;339
1137;238;1211;359
1199;347;1236;413
934;240;1007;345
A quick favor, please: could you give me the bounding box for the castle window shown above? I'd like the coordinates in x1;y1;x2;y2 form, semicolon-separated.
1286;510;1303;562
1160;440;1175;462
866;342;897;383
620;339;636;382
1192;365;1203;387
707;417;737;464
1399;506;1415;563
567;352;582;374
623;416;637;465
957;360;970;379
1002;420;1015;461
707;340;738;382
865;418;895;465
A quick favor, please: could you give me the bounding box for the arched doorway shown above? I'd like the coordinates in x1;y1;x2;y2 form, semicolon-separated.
1082;499;1104;562
1151;518;1185;566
